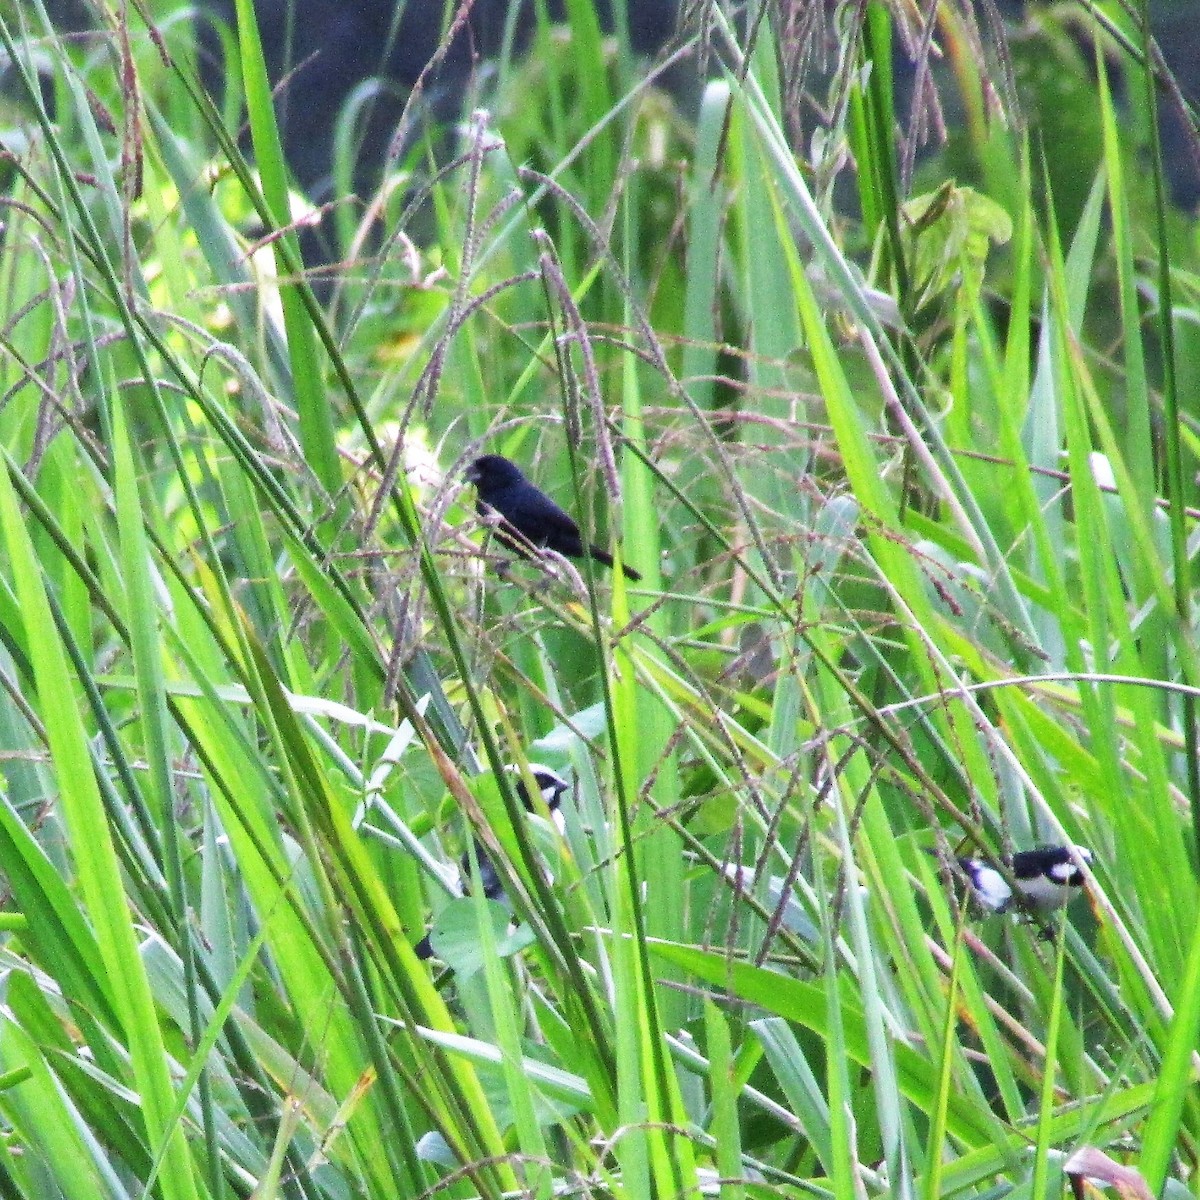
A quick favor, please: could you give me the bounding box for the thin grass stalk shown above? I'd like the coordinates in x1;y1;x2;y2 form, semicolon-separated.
536;234;697;1198
1130;0;1200;865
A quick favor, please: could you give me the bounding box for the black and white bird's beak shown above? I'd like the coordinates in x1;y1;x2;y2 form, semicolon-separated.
958;845;1093;914
465;461;482;484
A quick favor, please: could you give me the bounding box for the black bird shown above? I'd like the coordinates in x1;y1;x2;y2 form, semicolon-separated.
466;454;641;582
957;845;1093;914
414;764;570;961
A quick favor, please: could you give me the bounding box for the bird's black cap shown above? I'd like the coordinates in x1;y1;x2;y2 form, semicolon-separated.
507;762;569;813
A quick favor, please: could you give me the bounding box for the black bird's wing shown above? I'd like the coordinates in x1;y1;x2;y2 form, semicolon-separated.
516;502;642;581
537;505;588;558
538;511;641;581
479;482;584;553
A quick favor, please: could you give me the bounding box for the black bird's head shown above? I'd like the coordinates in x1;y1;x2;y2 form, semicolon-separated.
1010;845;1092;908
506;763;570;816
466;455;525;491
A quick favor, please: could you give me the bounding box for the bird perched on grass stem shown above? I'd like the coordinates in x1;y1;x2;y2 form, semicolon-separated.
466;454;641;581
957;845;1093;914
414;763;570;961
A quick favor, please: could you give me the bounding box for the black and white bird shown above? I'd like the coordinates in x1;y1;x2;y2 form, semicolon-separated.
466;454;641;581
414;763;570;960
958;845;1093;914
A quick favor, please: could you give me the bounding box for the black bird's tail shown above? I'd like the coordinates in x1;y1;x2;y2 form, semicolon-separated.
589;545;642;581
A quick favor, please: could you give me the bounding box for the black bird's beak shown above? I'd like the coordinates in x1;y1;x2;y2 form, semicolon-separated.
465;463;480;484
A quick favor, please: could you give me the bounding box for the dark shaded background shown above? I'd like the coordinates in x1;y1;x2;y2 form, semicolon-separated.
31;0;1200;243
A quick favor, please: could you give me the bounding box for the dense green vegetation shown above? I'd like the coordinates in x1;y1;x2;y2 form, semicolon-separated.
1;1;1199;1197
